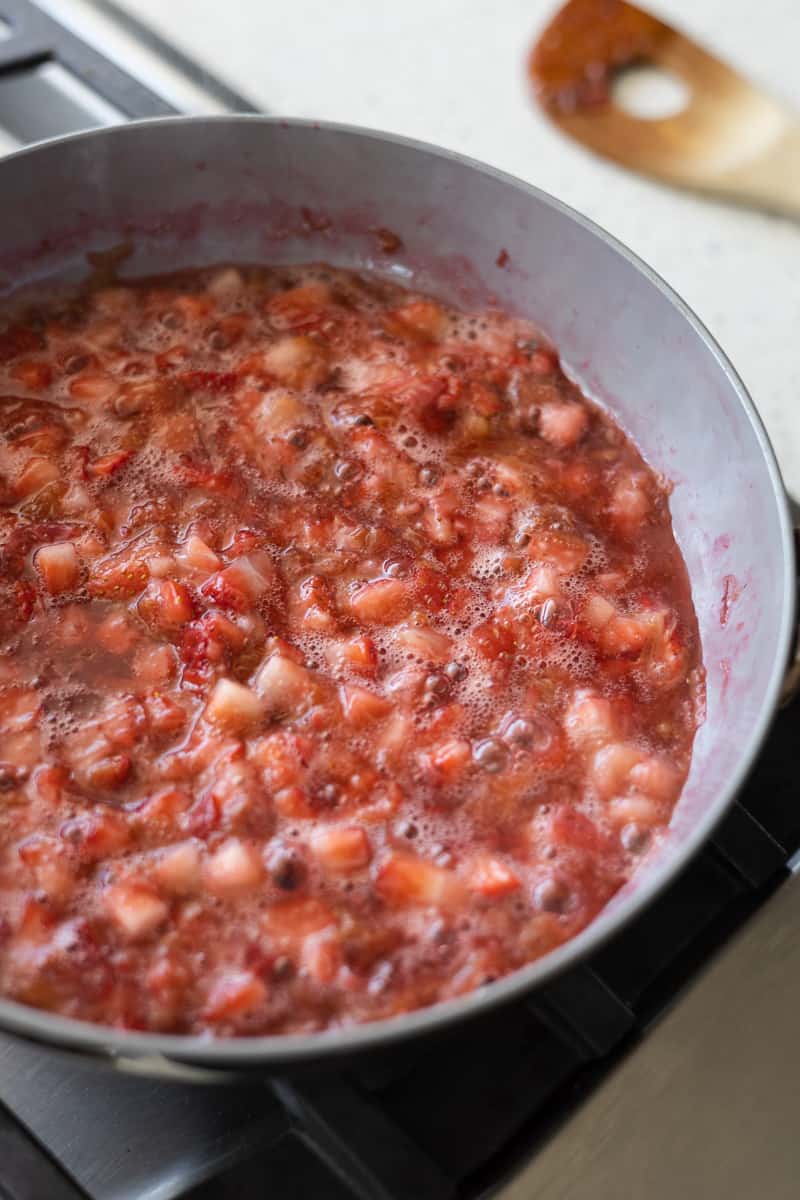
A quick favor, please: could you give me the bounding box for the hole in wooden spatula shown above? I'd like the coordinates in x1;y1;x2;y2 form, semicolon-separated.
611;64;690;119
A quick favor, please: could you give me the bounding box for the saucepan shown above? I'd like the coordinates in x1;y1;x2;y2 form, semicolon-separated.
0;116;796;1078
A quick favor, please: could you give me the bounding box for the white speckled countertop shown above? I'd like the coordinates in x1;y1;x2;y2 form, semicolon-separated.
116;0;800;497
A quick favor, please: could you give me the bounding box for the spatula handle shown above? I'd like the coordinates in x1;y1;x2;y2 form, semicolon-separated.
711;120;800;221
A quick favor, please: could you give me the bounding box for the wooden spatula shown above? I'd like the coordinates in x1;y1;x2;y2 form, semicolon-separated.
529;0;800;219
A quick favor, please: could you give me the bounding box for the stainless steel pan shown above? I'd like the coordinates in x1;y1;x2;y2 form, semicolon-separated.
0;116;795;1077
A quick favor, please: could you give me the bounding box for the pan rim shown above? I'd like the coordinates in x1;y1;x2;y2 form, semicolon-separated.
0;113;794;1068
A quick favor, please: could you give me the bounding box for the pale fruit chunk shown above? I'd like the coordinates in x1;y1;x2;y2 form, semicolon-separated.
395;625;452;663
16;457;59;497
609;472;651;535
311;826;372;873
538;401;588;448
105;883;168;939
468;856;520;898
203;838;263;896
375;853;465;907
206;679;264;731
564;691;618;748
252;389;308;436
203;970;267;1021
206;267;243;299
590;742;644;800
262;335;324;386
224;552;275;598
34;542;79;594
608;793;662;828
177;534;220;575
339;685;392;726
348;578;410;624
253;654;315;717
154;841;202;895
629;756;680;801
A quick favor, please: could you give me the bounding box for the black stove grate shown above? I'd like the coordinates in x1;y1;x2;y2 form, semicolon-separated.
0;8;797;1198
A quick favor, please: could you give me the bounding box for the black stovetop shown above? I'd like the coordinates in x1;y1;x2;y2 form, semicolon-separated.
0;5;797;1198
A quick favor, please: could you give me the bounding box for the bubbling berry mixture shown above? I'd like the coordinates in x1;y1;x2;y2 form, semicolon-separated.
0;263;702;1035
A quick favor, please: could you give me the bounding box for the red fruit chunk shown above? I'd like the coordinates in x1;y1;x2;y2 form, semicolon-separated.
203;971;267;1021
375;854;465;908
468;857;520;898
105;883;168;940
138;579;195;631
87;449;133;478
311;826;372;873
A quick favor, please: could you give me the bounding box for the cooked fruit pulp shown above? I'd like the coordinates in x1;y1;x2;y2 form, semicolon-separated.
0;263;702;1034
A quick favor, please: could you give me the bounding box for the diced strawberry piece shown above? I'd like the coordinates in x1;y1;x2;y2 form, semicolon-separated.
590;742;644;800
68;371;116;402
182;789;222;838
177;534;220;575
538;401;588;448
311;826;372;873
105;883;168;939
609;472;651;536
629;756;680;801
15;456;59;497
608;794;662;828
375;853;465;908
396;625;452;663
339;685;392;727
17;835;75;902
134;788;191;834
349;577;411;624
427;738;472;780
143;691;187;740
98;695;146;750
253;654;316;717
181;609;245;674
264;896;337;940
87;449;133;478
327;634;379;677
390;299;446;341
137;579;195;632
469;617;515;661
88;550;149;600
274;785;316;819
173;458;242;499
563;690;620;750
203;970;267;1021
33;541;79;594
200;555;274;612
526;530;589;573
207;267;244;299
301;931;341;984
153;841;201;894
82;754;132;792
266;282;330;330
206;678;264;731
468;856;520;898
33;765;68;805
261;335;326;386
203;838;263;896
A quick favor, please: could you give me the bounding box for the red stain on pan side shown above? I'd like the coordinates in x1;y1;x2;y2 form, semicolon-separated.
720;574;741;628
